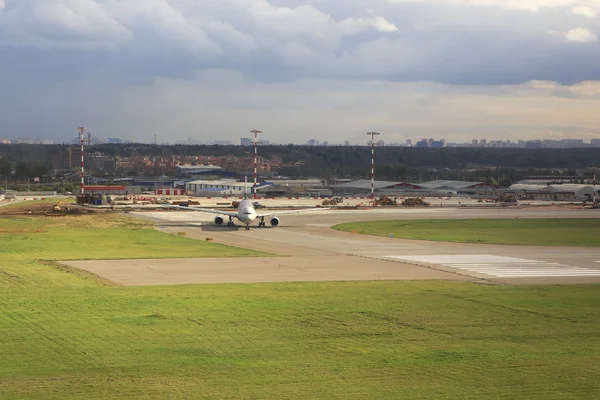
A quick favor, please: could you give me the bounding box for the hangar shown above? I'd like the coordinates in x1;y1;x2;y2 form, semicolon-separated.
508;183;595;200
331;180;423;196
332;179;492;196
417;180;498;195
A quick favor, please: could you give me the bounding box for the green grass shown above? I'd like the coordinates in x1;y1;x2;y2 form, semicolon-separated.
0;198;76;209
1;214;600;398
333;218;600;247
1;282;600;399
0;214;270;287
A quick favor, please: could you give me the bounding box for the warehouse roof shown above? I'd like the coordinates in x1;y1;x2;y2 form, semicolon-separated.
333;180;416;190
509;184;594;194
418;180;486;190
265;179;324;186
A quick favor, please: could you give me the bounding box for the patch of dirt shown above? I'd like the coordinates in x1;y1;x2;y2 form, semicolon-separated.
0;203;109;216
0;229;44;234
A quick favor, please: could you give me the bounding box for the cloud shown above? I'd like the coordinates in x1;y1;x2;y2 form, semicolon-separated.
1;0;599;86
1;0;600;144
565;27;598;41
386;0;600;12
572;5;597;17
0;0;132;50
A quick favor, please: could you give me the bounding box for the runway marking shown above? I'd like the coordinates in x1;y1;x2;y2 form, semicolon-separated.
385;254;600;278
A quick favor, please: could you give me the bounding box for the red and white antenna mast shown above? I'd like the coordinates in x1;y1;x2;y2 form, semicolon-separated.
250;129;263;199
79;126;86;195
367;131;381;199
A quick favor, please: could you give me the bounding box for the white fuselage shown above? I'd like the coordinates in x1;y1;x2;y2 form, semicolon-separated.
237;199;257;225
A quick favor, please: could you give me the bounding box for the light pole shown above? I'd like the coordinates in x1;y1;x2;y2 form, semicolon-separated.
250;129;264;199
367;131;381;199
591;166;597;204
79;126;86;196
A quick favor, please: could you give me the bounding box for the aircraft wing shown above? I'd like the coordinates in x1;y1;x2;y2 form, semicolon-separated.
256;207;330;218
163;204;239;218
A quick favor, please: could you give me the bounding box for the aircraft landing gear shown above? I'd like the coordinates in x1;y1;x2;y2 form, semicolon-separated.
258;217;266;227
245;225;250;231
227;216;234;226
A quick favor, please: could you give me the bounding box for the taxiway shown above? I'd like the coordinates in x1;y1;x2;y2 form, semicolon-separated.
61;207;600;286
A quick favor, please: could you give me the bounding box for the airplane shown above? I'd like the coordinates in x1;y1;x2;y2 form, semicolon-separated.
163;177;329;230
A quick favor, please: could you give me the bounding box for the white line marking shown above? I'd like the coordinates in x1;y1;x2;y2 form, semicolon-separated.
385;254;600;278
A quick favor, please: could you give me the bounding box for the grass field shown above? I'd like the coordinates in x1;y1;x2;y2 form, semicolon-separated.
1;214;600;398
0;198;76;210
0;214;270;287
1;281;600;399
333;218;600;247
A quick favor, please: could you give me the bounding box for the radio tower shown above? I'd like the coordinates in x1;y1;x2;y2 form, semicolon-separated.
250;129;263;199
79;127;86;195
367;131;381;199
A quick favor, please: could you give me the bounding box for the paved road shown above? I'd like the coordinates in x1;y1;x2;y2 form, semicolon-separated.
127;207;600;285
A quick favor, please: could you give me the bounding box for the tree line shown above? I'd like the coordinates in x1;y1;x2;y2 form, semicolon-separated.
2;144;600;187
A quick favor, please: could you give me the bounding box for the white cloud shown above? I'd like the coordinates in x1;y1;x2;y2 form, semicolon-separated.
2;0;600;143
572;5;597;17
386;0;600;12
0;0;132;49
565;27;598;41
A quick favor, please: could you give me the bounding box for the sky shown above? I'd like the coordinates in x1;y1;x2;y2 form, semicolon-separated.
1;0;600;145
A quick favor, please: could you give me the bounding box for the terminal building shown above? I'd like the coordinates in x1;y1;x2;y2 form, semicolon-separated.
184;180;270;197
184;178;327;197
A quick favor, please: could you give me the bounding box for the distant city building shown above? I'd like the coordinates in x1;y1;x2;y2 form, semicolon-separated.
307;139;319;146
240;138;252;146
415;139;428;148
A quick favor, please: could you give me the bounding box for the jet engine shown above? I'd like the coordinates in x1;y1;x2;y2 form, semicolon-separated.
214;216;224;225
270;217;280;226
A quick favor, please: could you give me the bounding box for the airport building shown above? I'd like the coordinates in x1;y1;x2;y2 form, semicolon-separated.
331;180;495;196
509;183;595;201
185;178;327;197
184;180;273;197
176;164;235;179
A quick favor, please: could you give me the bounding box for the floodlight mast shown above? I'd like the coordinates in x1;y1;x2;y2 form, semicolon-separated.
250;129;264;199
367;132;381;199
79;127;86;195
592;165;597;204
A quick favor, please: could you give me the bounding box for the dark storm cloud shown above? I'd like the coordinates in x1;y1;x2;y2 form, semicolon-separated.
1;0;598;86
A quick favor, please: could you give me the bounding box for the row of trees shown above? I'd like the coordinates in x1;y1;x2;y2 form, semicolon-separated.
0;158;50;181
2;144;600;186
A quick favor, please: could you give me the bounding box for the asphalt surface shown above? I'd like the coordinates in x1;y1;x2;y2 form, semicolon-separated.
60;206;600;286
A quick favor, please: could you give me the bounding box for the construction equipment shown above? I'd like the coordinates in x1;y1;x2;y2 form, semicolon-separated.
401;197;430;207
45;200;72;216
373;196;397;206
322;197;343;206
51;200;70;212
495;193;518;203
